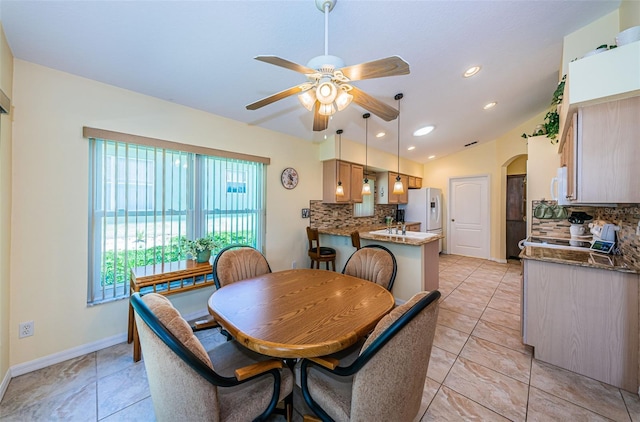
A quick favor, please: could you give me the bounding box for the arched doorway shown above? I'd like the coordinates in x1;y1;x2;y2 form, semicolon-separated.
506;155;527;259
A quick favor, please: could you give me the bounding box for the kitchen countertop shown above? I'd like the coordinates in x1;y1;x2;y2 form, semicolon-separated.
317;223;442;247
519;246;639;274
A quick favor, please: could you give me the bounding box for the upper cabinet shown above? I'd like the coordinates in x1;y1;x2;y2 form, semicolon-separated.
408;176;423;189
377;172;409;204
562;96;640;203
322;160;363;204
559;41;640;144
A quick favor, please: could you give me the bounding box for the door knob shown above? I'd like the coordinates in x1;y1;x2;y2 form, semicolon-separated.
451;219;455;222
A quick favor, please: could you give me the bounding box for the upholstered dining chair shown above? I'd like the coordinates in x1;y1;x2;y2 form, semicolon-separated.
297;290;440;422
306;227;337;271
213;244;272;289
131;292;293;422
341;245;397;291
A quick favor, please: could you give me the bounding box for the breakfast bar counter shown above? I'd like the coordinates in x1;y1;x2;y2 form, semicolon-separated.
317;224;442;302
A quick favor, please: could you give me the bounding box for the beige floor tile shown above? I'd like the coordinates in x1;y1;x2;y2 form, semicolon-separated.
622;390;640;422
97;341;137;379
531;359;630;422
463;276;501;289
492;285;520;301
433;324;470;355
527;386;614;421
467;270;506;282
456;281;498;298
421;385;510;421
0;353;97;416
471;320;531;355
97;361;150;420
0;382;96;422
487;295;520;315
413;377;441;421
437;308;479;334
440;295;486;319
481;307;521;331
446;289;492;308
438;269;471;282
459;336;531;384
443;357;528;421
101;396;156;422
427;346;457;383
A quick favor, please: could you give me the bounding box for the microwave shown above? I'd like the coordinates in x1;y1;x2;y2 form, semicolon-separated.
550;167;569;206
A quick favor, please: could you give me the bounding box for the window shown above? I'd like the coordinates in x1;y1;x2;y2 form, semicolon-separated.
87;130;267;305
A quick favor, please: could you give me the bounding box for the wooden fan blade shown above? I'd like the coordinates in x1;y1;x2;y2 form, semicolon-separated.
246;84;311;110
313;102;329;132
340;56;410;81
350;87;399;121
254;56;317;75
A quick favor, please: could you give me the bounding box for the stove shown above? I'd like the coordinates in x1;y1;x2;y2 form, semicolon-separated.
520;236;592;251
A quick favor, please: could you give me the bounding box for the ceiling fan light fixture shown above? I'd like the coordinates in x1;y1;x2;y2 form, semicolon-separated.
335;89;353;111
319;102;336;116
316;80;338;104
298;90;316;111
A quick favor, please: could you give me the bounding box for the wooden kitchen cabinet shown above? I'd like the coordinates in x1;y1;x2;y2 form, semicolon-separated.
322;159;363;204
522;259;638;391
377;172;409;204
408;176;422;189
562;96;640;203
405;223;420;231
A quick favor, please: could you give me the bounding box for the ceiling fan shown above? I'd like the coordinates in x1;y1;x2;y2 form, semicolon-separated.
245;0;410;132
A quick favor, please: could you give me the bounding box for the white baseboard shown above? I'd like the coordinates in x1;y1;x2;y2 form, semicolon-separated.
0;367;11;403
9;307;209;379
491;257;508;264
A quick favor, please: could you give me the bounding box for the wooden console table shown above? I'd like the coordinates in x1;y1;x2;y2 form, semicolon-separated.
128;259;214;361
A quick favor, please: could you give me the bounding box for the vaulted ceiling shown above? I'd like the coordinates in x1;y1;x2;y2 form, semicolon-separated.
0;0;620;162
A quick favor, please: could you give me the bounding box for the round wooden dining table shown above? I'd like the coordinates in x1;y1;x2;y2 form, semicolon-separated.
208;269;395;358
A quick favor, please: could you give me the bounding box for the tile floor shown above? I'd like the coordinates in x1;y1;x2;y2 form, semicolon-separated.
2;254;640;421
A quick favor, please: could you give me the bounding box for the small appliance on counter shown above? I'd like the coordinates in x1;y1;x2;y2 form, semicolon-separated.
568;211;593;245
395;208;405;223
588;220;620;254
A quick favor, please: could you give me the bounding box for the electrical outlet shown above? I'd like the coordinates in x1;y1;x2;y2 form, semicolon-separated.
19;321;34;338
636;221;640;236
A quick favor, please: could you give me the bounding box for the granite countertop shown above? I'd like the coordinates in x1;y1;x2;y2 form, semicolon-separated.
317;223;442;247
519;246;639;274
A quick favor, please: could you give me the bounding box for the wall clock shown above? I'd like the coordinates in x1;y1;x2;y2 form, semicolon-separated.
281;167;299;190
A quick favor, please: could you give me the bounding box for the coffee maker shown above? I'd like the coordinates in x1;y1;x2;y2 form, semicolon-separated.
395;209;405;223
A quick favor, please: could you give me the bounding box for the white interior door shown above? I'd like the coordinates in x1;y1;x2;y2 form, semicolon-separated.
449;176;490;258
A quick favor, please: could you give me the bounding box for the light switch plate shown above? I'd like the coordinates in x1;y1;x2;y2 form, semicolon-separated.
301;208;310;218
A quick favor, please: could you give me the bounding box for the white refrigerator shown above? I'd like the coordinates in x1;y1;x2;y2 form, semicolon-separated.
400;187;443;252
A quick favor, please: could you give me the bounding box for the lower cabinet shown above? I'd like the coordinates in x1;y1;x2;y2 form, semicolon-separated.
522;259;639;391
405;223;421;232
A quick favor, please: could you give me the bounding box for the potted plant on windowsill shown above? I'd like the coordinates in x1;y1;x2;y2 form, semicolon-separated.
181;236;217;263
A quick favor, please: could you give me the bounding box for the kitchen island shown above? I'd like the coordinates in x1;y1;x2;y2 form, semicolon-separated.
317;224;442;302
520;246;640;392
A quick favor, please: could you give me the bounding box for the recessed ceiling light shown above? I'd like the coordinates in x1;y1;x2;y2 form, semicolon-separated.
376;132;385;138
407;146;416;151
483;102;497;110
428;155;436;159
463;66;481;78
413;125;435;136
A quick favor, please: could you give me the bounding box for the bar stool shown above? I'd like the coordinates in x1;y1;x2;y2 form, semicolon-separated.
350;231;361;250
306;227;336;271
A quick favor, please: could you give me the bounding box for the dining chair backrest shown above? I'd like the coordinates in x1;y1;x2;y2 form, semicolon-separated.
341;244;397;291
131;292;286;421
213;244;272;289
299;290;440;422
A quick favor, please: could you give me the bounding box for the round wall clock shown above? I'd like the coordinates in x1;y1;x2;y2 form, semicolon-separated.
281;167;299;189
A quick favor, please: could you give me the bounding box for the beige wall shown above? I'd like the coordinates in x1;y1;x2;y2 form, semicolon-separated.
562;10;619;76
422;111;544;261
525;135;561;235
0;23;13;388
9;60;323;365
620;0;640;30
507;156;527;175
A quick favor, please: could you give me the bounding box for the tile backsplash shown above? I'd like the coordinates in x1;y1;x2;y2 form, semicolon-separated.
309;200;397;230
531;200;640;268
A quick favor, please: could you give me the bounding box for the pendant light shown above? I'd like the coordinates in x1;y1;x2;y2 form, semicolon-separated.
393;93;405;195
361;113;372;195
335;129;345;196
